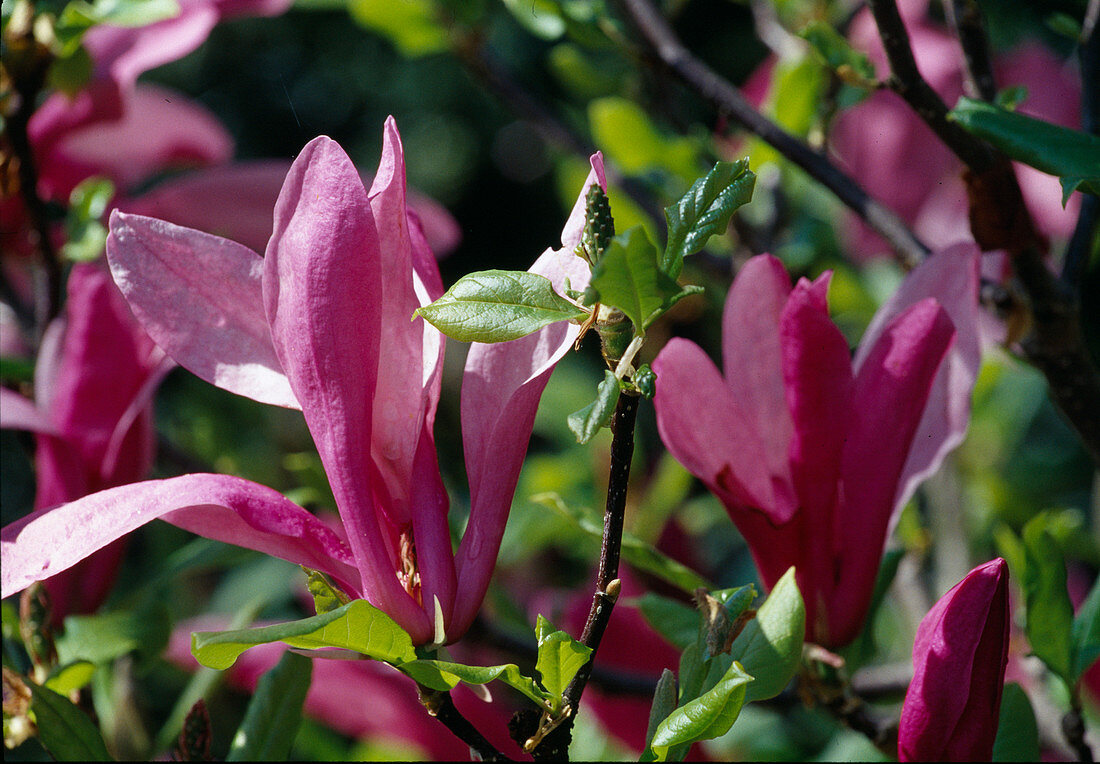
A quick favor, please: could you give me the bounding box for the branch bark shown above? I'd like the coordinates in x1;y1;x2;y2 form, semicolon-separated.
417;685;512;761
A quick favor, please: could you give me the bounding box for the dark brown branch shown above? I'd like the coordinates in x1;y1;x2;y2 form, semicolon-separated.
417;685;511;761
1063;704;1096;763
610;0;929;268
942;0;998;101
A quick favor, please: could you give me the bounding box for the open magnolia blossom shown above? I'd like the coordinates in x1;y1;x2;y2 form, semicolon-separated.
653;246;981;648
899;558;1010;761
0;119;603;646
0;264;171;618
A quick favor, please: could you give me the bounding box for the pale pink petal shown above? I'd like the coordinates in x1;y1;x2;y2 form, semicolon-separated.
0;388;56;435
264;136;430;644
107;210;297;408
722;254;795;515
1;474;360;600
854;244;981;529
450;154;605;637
832;299;955;646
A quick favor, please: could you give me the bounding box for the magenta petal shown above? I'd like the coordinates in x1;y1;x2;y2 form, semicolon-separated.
780;273;853;531
832;298;955;645
0;388;56;435
854;243;981;526
449;154;605;637
264;136;430;643
1;474;360;600
899;558;1009;761
722;255;794;500
107;211;297;408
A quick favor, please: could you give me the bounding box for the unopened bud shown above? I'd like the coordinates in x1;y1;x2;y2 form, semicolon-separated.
174;699;213;761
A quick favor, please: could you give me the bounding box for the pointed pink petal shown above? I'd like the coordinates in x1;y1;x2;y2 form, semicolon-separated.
831;298;955;646
364;118;444;530
450;154;604;637
0;388;56;435
899;558;1009;761
654;338;780;514
264;136;430;644
1;474;360;600
780;273;853;535
722;254;796;517
854;243;981;527
107;211;297;408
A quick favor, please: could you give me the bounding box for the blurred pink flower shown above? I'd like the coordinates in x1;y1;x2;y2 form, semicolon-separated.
830;0;1081;255
0;264;170;618
899;557;1010;761
2;121;600;646
653;245;981;647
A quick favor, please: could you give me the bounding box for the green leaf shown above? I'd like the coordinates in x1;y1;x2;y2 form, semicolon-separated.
567;370;620;444
47;44;93;95
191;599;416;670
347;0;449;57
948;97;1100;202
0;355;36;383
61;177;115;263
1021;516;1075;685
992;683;1040;762
57;602;171;665
641;668;678;762
58;0;180;35
535;615;592;707
588;97;700;182
798;20;877;87
303;567;350;614
532;492;713;593
44;661;96;696
415;270;587;343
635;593;704;652
227;651;312;761
500;0;566;39
1072;577;1100;680
729;567;804;702
662;160;755;279
650;660;753;755
994;85;1029;111
397;659;551;708
28;681;112;761
585;227;690;330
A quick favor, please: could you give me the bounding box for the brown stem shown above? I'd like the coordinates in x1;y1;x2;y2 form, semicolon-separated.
942;0;998;101
610;0;929;268
417;685;511;761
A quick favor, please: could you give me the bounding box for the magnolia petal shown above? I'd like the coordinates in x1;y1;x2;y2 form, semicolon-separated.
780;274;853;533
450;154;604;636
264;136;430;644
0;388;56;435
107;211;297;408
899;558;1009;761
722;254;794;499
832;298;955;646
0;474;360;600
854;243;981;528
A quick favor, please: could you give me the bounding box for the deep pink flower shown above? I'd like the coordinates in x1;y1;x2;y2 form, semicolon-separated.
653;245;981;647
899;558;1010;761
1;120;602;646
0;264;170;618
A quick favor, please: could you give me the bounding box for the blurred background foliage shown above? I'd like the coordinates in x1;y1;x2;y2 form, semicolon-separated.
2;0;1097;760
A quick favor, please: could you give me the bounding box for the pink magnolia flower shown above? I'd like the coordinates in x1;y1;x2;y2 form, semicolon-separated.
2;120;602;646
899;558;1010;761
653;245;981;648
0;264;170;618
831;0;1081;255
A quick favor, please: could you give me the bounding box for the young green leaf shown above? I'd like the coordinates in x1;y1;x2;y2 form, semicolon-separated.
397;659;551;708
641;669;679;762
62;177;115;262
798;20;878;88
991;683;1040;763
535;615;593;707
415;270;588;343
227;651;312;761
649;659;753;757
56;602;171;665
1021;516;1075;685
28;681;112;761
567;370;621;444
302;567;350;614
44;660;96;697
948;98;1100;203
662;160;755;278
1072;578;1100;680
634;593;700;651
585;227;693;330
191;599;416;670
728;567;804;702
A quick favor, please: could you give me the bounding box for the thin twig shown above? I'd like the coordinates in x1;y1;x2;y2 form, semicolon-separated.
610;0;929;268
942;0;998;101
417;685;511;761
1063;15;1099;288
